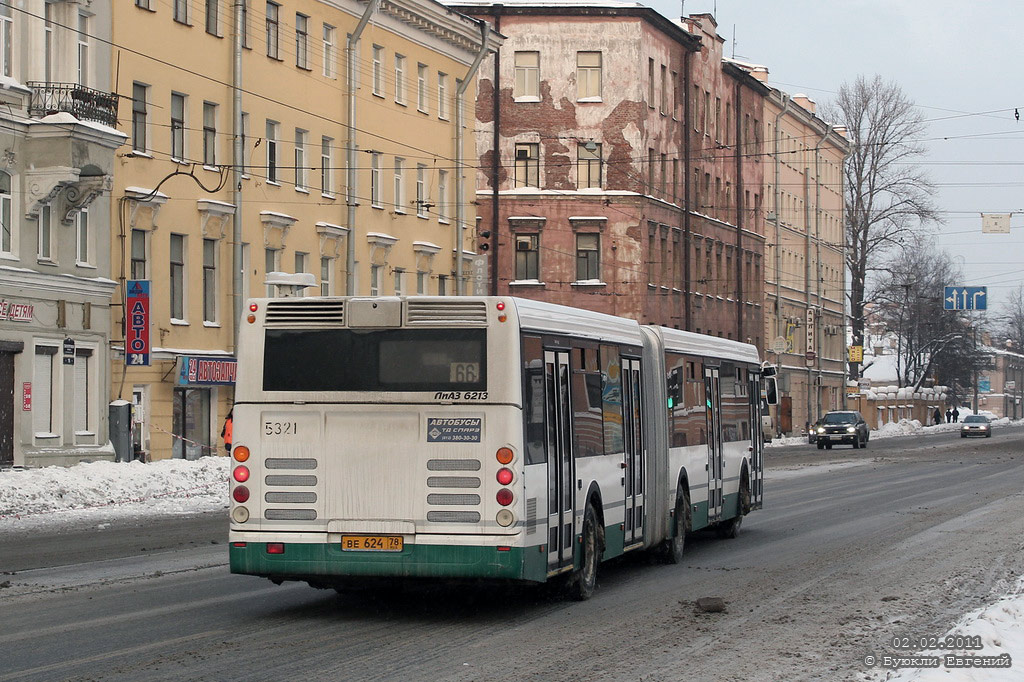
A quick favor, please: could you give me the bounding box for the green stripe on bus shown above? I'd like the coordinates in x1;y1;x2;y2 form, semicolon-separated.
231;542;550;582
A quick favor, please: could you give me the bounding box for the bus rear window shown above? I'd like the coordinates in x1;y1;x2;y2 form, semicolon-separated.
263;328;487;392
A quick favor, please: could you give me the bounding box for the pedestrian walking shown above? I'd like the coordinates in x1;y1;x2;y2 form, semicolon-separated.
933;407;942;426
945;409;952;423
221;408;233;454
951;407;960;423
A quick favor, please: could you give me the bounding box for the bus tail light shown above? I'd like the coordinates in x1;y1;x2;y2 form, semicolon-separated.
249;303;259;312
496;447;514;464
232;486;250;503
496;488;513;506
496;467;514;485
496;509;514;527
266;543;285;554
233;445;250;462
233;465;250;482
247;314;256;324
232;506;250;523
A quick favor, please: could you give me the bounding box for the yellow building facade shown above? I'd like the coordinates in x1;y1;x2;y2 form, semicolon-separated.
761;89;849;436
112;0;499;460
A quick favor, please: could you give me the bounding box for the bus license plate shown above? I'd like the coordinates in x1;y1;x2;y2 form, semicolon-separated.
341;535;403;552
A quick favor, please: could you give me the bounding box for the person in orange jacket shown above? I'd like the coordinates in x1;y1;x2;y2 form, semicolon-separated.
221;408;233;454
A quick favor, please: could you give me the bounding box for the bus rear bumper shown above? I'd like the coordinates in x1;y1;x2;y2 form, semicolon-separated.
229;538;545;583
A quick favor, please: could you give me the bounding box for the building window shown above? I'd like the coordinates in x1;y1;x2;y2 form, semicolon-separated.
205;0;219;35
370;264;380;296
320;257;332;296
266;120;279;183
33;346;57;438
294;129;307;190
576;51;601;100
135;0;151;8
132;82;148;152
172;388;210;459
294;251;307;296
393;158;405;212
0;171;12;255
265;1;279;59
437;170;448;222
438;72;448;119
372;45;384;96
38;204;53;261
76;208;91;266
577;143;602;189
321;136;333;196
241;111;250;175
240;0;249;48
647;58;654;105
416;271;427;295
202;238;216;322
660;64;667;113
394;54;406;104
514;143;539;188
417;64;428;112
576;233;599;281
513;51;539;100
203;102;217;166
131;229;147;279
73;349;94;439
295;13;309;69
44;4;54;82
170;234;185;320
416;164;428;218
170;92;186;161
0;4;10;78
394;269;405;296
264;247;279;296
77;13;89;87
173;0;189;24
370;152;382;207
322;24;336;78
515;234;539;281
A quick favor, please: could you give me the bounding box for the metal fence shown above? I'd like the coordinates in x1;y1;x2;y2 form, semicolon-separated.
26;82;119;128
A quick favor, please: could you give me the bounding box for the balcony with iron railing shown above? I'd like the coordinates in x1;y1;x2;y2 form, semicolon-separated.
27;82;119;128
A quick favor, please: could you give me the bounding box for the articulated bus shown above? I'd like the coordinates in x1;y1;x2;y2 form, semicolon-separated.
229;296;772;599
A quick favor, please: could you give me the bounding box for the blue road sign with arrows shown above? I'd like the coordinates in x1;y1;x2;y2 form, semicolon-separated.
943;286;987;310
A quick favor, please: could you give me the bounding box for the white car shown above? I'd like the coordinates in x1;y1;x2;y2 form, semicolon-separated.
960;415;992;438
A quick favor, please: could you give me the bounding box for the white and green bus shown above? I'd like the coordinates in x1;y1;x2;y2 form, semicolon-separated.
229;296;771;599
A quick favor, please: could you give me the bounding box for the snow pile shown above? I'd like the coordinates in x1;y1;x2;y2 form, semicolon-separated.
869;576;1024;682
874;419;924;439
0;458;229;529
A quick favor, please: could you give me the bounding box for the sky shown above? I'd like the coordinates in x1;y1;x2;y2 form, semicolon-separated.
647;0;1024;321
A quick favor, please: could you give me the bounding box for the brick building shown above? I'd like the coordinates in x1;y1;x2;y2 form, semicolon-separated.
450;2;767;346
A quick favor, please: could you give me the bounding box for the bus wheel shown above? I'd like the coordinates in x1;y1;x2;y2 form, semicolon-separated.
717;473;749;539
662;490;690;564
568;503;602;600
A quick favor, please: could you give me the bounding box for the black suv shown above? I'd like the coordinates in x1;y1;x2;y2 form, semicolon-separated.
815;411;870;449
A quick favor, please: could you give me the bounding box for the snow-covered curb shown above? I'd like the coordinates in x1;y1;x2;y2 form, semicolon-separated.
864;576;1024;681
0;457;228;530
767;416;1024;448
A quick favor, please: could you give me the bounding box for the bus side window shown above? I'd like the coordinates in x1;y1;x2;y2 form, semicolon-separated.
522;336;546;465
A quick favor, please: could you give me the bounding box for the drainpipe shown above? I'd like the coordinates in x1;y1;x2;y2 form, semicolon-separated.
345;0;382;296
490;7;502;296
231;0;244;353
804;168;812;426
814;124;833;416
455;20;491;295
734;80;744;343
772;94;790;345
682;49;692;330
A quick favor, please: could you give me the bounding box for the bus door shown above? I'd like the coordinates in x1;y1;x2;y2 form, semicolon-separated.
544;350;574;572
748;374;764;510
704;366;724;522
621;357;644;546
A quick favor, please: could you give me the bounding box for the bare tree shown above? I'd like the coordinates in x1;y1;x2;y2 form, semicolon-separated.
826;75;939;379
997;284;1024;348
870;246;978;390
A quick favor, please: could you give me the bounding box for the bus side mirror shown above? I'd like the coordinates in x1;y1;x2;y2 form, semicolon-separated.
764;377;778;406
